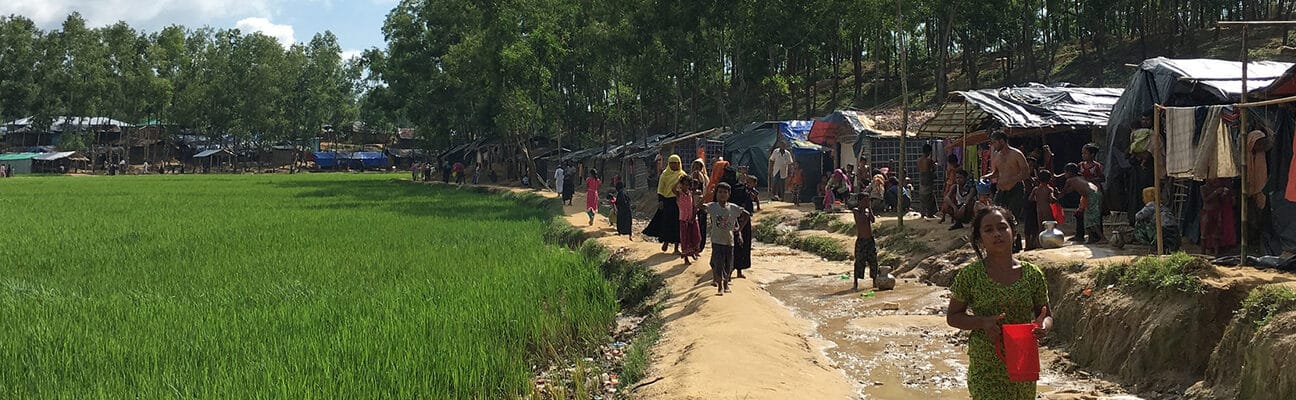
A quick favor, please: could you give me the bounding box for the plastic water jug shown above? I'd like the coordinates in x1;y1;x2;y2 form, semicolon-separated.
996;323;1040;382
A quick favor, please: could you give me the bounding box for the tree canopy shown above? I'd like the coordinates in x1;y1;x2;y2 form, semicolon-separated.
0;13;362;146
373;0;1286;149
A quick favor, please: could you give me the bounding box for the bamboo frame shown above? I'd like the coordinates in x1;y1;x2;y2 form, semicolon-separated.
1152;107;1165;254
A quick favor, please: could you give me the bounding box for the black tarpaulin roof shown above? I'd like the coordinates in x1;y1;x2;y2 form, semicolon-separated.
919;84;1124;138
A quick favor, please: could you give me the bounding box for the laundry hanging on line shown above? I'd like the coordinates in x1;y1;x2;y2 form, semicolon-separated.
1163;106;1195;178
1160;105;1241;180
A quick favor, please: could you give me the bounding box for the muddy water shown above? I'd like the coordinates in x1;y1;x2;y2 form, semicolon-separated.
755;242;1139;399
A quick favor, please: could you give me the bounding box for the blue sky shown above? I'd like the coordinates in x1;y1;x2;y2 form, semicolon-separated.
0;0;398;58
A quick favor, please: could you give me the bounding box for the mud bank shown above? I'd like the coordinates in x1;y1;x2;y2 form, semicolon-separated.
1032;252;1296;399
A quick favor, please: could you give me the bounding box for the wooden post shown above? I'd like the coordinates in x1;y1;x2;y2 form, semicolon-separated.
1239;25;1249;264
896;0;910;228
1153;106;1165;255
960;99;969;170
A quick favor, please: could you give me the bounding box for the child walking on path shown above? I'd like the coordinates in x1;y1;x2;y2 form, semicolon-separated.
706;183;748;295
585;169;602;226
852;203;878;291
677;176;702;264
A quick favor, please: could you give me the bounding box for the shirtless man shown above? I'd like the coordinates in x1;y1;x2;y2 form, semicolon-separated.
981;131;1030;250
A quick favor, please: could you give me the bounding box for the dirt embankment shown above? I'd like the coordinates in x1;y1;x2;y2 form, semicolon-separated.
1185;281;1296;400
767;201;1296;400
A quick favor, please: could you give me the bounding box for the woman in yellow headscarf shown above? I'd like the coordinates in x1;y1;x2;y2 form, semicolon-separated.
644;155;685;252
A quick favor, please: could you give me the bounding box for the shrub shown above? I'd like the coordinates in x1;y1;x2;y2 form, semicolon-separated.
1240;285;1296;328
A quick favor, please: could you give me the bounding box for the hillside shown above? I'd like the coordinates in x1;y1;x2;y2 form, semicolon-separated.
808;25;1296;131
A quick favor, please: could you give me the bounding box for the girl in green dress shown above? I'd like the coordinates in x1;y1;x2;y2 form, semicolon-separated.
947;206;1053;399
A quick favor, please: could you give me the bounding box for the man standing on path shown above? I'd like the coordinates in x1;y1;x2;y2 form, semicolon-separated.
768;142;793;202
554;164;566;195
981;131;1030;251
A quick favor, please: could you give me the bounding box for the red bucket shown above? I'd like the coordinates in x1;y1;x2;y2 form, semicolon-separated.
996;323;1040;382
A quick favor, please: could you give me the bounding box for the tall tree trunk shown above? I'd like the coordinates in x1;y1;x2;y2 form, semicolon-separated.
831;39;841;112
852;36;864;106
934;8;953;102
805;52;815;118
788;48;799;119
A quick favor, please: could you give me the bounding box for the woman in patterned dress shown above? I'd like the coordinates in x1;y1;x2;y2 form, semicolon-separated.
946;206;1053;399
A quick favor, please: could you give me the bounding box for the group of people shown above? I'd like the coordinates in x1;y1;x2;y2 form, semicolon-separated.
642;155;755;295
942;132;1109;251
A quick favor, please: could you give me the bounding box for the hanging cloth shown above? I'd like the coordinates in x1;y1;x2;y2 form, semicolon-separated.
1194;106;1240;180
1287;125;1296;202
1163;107;1197;178
1245;130;1268;199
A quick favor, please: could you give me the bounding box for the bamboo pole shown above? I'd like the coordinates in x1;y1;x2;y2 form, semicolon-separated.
896;0;910;228
1152;106;1165;255
1239;25;1249;265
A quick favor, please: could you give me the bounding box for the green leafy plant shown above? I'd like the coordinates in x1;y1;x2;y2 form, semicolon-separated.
1240;285;1296;328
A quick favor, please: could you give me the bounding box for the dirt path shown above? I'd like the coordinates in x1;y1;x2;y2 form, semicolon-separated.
554;195;857;399
507;185;1138;399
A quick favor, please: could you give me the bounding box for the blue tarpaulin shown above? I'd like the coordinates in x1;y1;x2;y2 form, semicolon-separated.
350;152;388;168
313;151;389;169
313;152;340;168
778;121;814;143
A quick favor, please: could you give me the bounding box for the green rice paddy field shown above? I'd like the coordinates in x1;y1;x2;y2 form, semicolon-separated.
0;174;616;398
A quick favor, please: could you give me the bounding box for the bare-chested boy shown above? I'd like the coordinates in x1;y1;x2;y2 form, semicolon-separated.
1061;163;1104;243
981;131;1030;250
851;200;878;291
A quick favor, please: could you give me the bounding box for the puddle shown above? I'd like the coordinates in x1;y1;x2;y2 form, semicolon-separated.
755;242;1141;399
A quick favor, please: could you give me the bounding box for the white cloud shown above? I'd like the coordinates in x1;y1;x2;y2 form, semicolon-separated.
0;0;273;29
340;49;362;61
236;16;294;48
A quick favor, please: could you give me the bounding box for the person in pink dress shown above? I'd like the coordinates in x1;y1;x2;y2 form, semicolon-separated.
585;169;602;226
676;176;702;265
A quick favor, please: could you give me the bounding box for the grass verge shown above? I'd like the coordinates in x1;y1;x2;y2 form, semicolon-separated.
755;216;851;261
1092;252;1210;294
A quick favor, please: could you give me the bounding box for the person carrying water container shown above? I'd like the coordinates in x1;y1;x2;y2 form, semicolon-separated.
946;206;1052;399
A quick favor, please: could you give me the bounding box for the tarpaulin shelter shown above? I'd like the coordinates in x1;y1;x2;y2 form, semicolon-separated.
917;84;1123;177
1105;57;1296;254
348;152;390;169
725;122;825;199
33;151;89;173
1106;58;1295;172
312;151;341;169
809;110;909;170
0;152;39;174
